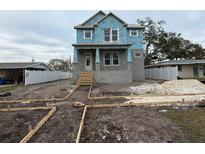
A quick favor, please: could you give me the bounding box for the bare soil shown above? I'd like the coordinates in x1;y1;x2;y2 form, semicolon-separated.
0;79;76;101
0;110;48;143
81;106;205;143
29;86;89;143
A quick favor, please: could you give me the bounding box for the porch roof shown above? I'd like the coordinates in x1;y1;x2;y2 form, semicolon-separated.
72;43;132;49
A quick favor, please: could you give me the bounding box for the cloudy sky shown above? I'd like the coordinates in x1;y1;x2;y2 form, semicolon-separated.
0;10;205;63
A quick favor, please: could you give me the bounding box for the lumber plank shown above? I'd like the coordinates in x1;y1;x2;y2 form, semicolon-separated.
76;105;88;143
0;106;53;112
20;107;56;143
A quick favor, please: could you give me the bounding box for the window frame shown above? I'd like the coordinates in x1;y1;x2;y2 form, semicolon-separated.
103;52;120;66
104;52;111;66
112;52;119;66
130;29;138;37
104;28;119;42
83;30;92;40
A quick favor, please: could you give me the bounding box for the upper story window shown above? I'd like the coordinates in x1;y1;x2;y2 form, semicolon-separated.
104;28;119;42
84;30;92;39
130;29;138;37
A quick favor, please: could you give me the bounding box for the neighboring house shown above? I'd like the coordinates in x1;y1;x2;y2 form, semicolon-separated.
0;62;53;84
72;11;145;83
145;59;205;80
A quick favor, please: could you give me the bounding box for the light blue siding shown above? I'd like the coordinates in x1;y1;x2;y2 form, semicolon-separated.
95;15;127;43
127;29;144;50
76;29;95;43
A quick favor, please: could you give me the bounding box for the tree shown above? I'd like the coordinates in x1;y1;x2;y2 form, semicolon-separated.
138;17;205;65
137;17;165;56
48;56;71;72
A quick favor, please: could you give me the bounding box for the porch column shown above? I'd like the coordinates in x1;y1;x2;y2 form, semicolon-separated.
127;48;132;63
95;48;100;71
73;47;78;80
127;48;132;75
73;47;78;63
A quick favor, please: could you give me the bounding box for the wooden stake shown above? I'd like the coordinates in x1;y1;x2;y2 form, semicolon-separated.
20;107;56;143
28;124;32;132
76;105;88;143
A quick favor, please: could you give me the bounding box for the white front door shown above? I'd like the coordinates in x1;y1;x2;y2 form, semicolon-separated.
85;52;92;71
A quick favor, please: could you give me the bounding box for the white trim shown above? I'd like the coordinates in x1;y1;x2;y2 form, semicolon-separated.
103;51;120;66
112;52;120;66
130;29;138;37
83;30;92;39
104;28;119;43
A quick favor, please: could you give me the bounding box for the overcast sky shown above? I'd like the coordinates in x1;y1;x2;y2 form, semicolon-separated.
0;10;205;63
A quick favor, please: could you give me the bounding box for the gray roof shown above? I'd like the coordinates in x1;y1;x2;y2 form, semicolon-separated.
74;11;145;29
127;24;145;29
145;59;205;68
0;62;52;70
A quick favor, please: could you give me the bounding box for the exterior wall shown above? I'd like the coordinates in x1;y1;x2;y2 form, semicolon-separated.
131;49;144;81
94;70;132;83
95;15;128;43
76;29;95;43
179;64;205;78
127;29;144;50
179;65;193;78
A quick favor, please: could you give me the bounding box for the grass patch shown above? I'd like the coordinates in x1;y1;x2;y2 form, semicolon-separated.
162;108;205;142
0;84;21;93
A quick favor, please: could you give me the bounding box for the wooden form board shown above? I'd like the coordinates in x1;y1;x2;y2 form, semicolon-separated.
0;106;53;112
76;105;88;143
0;85;79;104
20;107;56;143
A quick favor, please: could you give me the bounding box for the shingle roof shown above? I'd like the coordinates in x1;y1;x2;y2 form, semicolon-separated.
127;24;145;29
0;62;50;69
94;12;127;26
74;11;145;29
145;59;205;68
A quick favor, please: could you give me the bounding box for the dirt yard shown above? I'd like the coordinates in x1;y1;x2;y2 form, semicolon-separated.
1;79;205;143
29;86;89;143
81;106;205;143
0;110;48;143
0;79;76;101
90;79;205;97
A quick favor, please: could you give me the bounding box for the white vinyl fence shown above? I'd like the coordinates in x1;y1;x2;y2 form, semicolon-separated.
145;66;178;80
25;70;73;85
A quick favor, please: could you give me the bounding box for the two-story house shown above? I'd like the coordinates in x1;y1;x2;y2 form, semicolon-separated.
72;11;145;83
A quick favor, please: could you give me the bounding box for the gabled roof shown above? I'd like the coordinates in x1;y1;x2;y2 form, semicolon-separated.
81;10;106;26
0;62;53;70
94;12;127;26
74;11;106;29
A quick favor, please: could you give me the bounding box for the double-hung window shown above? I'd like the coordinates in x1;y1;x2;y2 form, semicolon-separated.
104;53;111;66
104;52;119;66
104;28;119;42
104;29;110;42
112;52;119;65
130;29;138;36
84;30;92;39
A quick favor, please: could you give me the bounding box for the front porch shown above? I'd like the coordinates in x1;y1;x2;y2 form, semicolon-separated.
72;44;133;83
